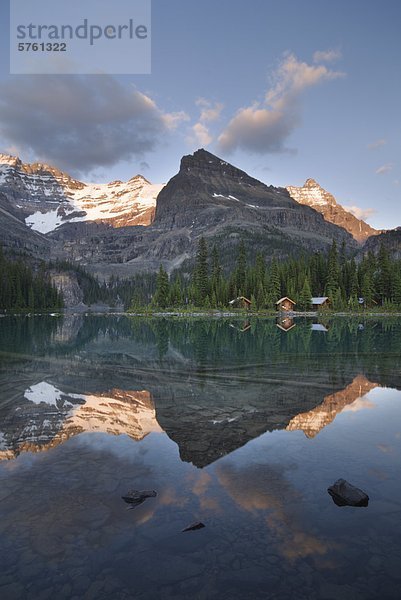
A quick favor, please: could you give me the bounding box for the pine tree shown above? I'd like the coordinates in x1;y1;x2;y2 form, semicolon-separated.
255;253;266;287
153;265;170;308
299;277;312;311
210;245;222;304
256;281;266;309
194;237;209;305
377;244;391;304
28;285;35;310
325;240;339;298
332;287;344;311
348;295;359;311
348;259;359;299
235;240;247;295
392;272;401;306
266;259;281;308
361;272;374;307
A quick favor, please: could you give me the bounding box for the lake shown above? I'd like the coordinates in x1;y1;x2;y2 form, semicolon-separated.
1;315;401;599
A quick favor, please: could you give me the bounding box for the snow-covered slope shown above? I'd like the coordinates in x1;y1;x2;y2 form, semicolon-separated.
0;153;164;234
287;178;378;243
0;382;162;459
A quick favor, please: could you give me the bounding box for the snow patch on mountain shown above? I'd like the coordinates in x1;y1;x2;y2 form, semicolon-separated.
25;208;64;234
0;153;165;233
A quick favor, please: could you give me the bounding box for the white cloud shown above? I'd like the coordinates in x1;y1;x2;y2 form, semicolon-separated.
313;49;342;63
375;163;393;175
195;98;224;122
186;98;223;147
342;397;375;413
188;123;213;146
217;52;344;155
343;205;376;222
367;139;387;150
162;111;190;130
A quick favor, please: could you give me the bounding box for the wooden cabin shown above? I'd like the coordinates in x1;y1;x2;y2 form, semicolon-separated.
229;296;252;310
276;297;296;312
276;317;296;332
229;320;251;332
311;297;330;310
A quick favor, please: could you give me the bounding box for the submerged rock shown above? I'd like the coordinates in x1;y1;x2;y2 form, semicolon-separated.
121;490;157;508
327;479;369;507
182;521;205;532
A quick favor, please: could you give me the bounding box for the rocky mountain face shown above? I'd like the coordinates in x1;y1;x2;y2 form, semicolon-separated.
0;153;163;233
49;150;359;277
50;271;84;307
0;191;50;258
362;227;401;260
154;151;356;243
1;149;389;279
287;178;378;243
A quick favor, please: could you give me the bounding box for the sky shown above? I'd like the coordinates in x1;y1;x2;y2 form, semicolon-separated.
0;0;400;229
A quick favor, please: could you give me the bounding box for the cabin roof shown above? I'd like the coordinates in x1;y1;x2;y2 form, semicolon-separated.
276;297;296;305
311;297;329;305
228;296;252;305
311;323;328;331
276;323;296;332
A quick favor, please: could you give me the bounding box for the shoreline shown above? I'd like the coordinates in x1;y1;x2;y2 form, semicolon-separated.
3;309;401;318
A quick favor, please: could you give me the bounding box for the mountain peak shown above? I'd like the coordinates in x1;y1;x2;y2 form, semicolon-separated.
178;149;266;192
304;178;320;188
287;180;378;243
128;174;151;185
0;153;21;167
180;148;227;169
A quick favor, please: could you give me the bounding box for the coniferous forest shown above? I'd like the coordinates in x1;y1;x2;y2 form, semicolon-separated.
0;247;63;311
2;240;401;312
132;238;401;311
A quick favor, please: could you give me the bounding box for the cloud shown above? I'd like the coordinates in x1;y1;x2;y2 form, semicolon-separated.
343;205;376;221
139;161;150;171
162;111;190;130
0;75;184;176
216;461;332;561
341;397;375;412
217;53;344;155
375;163;393;175
313;49;342;63
195;98;224;122
189;122;213;146
367;138;387;150
186;98;223;148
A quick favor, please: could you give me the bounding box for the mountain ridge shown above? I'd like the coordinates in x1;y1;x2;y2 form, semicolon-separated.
0;148;397;278
287;178;379;243
0;153;164;233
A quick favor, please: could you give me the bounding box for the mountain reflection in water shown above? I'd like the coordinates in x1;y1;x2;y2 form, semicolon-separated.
0;373;382;463
1;315;401;600
1;315;400;466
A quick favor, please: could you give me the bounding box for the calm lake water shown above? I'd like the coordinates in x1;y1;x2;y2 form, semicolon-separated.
1;315;401;599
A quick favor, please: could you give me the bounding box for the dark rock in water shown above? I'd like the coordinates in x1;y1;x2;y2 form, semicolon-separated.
122;490;157;508
182;521;205;532
328;479;369;507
